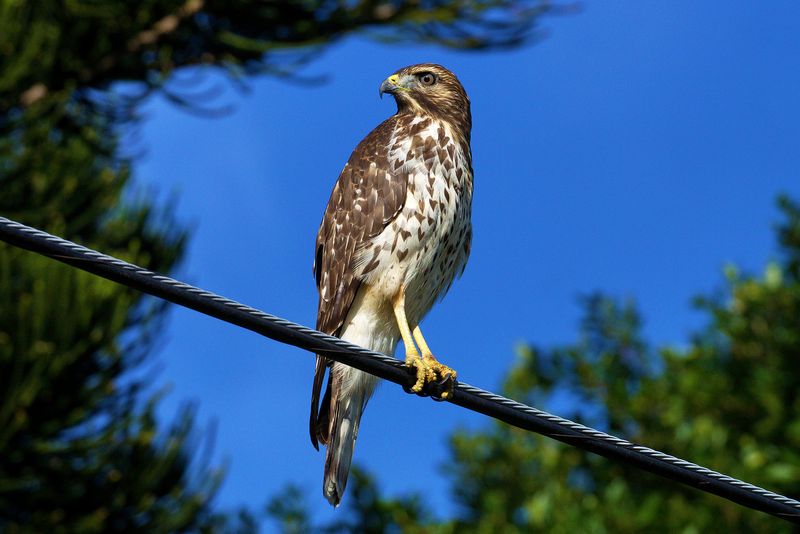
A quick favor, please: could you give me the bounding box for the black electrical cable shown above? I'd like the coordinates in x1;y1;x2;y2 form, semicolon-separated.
1;215;798;523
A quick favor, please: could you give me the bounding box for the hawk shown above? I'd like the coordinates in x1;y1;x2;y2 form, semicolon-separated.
310;64;473;506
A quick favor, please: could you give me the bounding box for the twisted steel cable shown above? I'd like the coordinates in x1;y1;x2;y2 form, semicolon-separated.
1;215;798;523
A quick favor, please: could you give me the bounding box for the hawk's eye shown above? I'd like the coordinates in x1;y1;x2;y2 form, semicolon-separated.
418;72;437;86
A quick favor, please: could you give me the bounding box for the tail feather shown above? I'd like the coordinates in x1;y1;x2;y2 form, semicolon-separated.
315;288;396;507
310;355;330;450
322;364;375;507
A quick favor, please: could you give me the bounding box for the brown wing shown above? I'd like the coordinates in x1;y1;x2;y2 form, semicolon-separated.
309;116;408;448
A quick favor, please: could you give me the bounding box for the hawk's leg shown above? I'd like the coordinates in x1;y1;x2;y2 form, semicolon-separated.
392;287;457;398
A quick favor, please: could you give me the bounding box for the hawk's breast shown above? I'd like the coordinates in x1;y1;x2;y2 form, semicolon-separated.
355;116;473;325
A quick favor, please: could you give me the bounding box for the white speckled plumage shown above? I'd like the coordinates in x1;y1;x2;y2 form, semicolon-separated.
356;119;472;323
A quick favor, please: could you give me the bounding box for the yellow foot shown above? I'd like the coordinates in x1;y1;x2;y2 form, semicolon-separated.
405;354;457;399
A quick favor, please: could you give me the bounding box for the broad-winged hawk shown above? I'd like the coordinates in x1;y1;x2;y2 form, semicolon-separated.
310;64;473;506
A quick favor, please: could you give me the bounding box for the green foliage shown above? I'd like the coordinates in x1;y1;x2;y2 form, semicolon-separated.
0;93;228;530
0;0;564;117
267;468;431;534
270;196;800;532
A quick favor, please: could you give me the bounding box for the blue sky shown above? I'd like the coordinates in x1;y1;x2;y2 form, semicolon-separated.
134;1;800;528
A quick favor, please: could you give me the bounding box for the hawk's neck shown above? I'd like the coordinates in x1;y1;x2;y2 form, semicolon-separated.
393;111;472;166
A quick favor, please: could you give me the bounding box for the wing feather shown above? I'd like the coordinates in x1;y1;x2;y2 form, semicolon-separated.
310;116;408;448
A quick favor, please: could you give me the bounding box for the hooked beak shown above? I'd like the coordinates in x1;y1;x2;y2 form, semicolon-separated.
379;74;403;98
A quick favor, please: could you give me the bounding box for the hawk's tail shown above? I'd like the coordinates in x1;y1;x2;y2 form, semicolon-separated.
323;363;377;507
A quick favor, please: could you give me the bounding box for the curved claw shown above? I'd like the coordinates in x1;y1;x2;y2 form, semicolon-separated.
430;373;457;401
404;354;457;399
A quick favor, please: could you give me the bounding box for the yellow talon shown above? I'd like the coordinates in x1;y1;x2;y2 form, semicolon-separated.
394;285;458;398
404;353;456;397
405;354;428;393
424;355;457;398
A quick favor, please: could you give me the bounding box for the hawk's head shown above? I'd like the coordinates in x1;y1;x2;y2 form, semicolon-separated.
380;64;471;133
